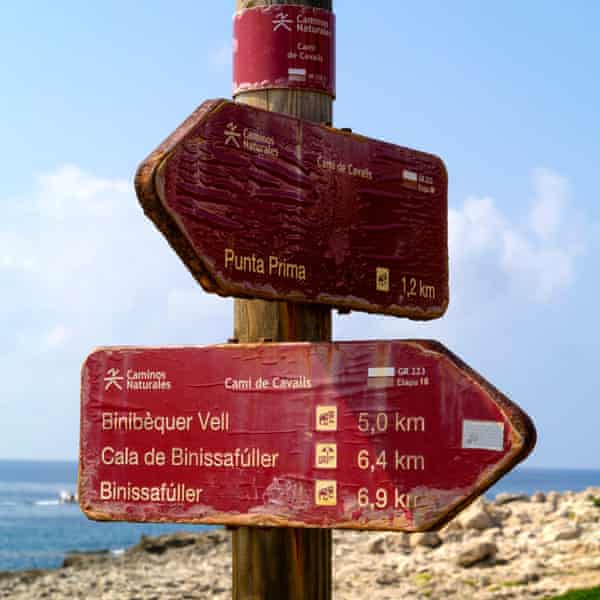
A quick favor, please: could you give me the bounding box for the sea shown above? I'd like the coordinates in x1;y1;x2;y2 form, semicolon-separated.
1;460;599;573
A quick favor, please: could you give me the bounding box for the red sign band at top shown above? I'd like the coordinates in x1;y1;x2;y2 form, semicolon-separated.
233;5;335;97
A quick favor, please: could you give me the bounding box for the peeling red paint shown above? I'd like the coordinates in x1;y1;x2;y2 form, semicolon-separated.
135;100;449;319
79;341;535;531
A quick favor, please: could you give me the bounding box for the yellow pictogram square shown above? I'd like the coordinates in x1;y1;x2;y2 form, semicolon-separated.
316;405;337;432
315;443;337;469
376;267;390;292
315;480;337;506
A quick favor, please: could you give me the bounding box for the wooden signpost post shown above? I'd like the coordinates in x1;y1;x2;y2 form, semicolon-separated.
231;3;334;597
79;2;537;599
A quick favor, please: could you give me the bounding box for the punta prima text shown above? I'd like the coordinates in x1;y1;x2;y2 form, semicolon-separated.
225;248;306;282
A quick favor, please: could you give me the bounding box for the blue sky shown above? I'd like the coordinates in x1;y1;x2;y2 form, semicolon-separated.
1;1;599;468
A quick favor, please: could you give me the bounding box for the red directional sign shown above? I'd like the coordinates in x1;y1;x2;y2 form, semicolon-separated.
135;99;448;320
79;341;535;531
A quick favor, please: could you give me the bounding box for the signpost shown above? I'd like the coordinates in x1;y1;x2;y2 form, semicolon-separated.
135;98;448;320
79;1;537;598
79;341;535;530
230;2;336;596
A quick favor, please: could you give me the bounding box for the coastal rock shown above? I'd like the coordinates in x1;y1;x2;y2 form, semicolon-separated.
514;510;533;525
488;505;512;523
127;530;229;559
4;489;600;600
385;532;410;552
513;559;541;584
375;568;400;586
442;519;463;533
410;532;442;549
456;541;497;567
0;569;46;585
128;532;200;555
495;492;530;505
568;496;600;524
368;536;387;554
542;521;582;542
546;491;561;511
459;500;498;531
62;550;112;568
576;557;600;570
440;520;464;544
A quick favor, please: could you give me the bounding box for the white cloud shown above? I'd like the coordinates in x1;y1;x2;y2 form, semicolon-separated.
449;196;505;261
37;164;129;220
0;164;233;405
449;168;582;304
529;168;568;240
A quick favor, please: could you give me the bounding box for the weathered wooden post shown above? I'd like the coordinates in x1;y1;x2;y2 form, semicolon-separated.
232;1;333;598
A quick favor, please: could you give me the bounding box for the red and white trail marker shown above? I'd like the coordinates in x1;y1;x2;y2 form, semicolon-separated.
233;5;336;97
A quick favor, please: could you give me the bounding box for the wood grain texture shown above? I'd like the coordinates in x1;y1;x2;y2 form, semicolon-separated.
234;300;331;343
233;528;332;600
233;1;333;598
231;89;332;123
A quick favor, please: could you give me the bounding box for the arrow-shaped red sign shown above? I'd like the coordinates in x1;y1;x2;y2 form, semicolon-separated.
135;99;448;320
79;341;535;531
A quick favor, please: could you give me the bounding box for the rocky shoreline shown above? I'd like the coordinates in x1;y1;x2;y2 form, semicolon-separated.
1;489;599;599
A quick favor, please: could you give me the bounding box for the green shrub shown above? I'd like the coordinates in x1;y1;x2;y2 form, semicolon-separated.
413;572;432;586
550;586;600;599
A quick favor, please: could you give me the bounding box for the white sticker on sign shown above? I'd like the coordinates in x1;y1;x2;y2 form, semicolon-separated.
288;68;307;81
462;420;504;452
368;367;395;378
403;169;418;183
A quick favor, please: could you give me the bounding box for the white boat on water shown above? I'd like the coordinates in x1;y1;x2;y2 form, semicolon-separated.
59;490;78;504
